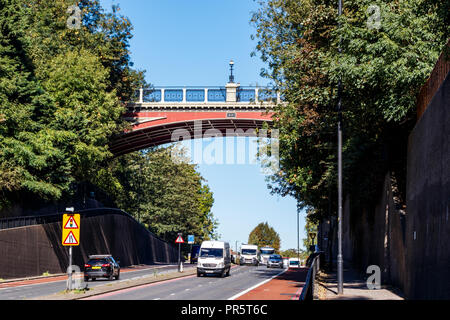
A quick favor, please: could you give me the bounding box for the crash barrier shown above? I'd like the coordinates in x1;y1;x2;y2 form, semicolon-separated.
299;252;323;300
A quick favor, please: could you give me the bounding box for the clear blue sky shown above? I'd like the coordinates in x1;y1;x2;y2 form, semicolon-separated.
100;0;307;251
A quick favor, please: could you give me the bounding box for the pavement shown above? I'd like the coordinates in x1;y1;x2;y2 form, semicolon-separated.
316;267;405;300
235;267;308;300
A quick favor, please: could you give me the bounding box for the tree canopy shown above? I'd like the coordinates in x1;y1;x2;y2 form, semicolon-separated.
0;0;142;210
251;0;448;222
0;0;218;243
108;146;219;242
248;222;281;252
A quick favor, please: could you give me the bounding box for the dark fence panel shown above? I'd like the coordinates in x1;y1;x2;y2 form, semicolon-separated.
0;208;178;279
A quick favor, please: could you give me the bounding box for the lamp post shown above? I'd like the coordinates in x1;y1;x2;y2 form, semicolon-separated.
297;202;300;265
229;59;235;83
337;0;344;295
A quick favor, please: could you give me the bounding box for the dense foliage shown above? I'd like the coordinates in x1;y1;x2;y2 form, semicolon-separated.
0;0;218;241
0;0;137;208
251;0;448;222
106;146;219;242
248;222;281;252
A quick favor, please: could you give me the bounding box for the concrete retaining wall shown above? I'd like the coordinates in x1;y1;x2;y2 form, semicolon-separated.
404;72;450;299
334;73;449;299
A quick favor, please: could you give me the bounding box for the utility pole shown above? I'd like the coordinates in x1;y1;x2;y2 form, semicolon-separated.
297;202;300;264
337;0;344;295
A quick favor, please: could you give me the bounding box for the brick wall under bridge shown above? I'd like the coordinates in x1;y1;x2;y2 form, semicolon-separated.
0;209;178;279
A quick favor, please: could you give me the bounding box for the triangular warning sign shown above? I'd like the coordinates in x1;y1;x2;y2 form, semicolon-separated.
64;216;79;229
175;235;184;243
63;231;79;245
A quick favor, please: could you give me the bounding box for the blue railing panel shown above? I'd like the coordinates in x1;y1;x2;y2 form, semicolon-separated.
238;89;256;102
207;89;226;102
165;89;183;102
258;89;277;101
186;89;205;102
143;89;162;102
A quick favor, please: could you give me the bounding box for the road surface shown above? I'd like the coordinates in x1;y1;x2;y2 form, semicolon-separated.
0;264;185;300
84;265;286;300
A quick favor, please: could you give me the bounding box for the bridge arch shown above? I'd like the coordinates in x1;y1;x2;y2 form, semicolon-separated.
110;84;280;156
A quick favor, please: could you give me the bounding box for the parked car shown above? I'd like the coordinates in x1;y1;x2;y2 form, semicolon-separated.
84;254;120;281
267;254;284;268
197;241;231;277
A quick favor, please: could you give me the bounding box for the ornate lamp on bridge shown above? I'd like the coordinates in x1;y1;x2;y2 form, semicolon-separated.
226;59;239;103
229;59;235;83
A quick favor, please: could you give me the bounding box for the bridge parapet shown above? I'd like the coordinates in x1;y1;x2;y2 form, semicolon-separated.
129;85;283;110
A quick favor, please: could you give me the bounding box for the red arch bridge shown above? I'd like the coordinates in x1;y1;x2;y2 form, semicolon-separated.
110;81;282;156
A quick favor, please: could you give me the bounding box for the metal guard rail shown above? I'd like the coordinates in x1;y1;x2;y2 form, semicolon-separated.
299;251;323;300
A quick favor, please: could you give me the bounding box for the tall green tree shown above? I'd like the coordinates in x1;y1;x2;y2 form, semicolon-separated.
109;146;219;242
252;0;448;222
248;222;281;252
0;0;71;209
41;49;125;187
0;0;145;212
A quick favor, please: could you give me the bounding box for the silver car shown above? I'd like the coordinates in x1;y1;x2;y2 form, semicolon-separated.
267;254;284;268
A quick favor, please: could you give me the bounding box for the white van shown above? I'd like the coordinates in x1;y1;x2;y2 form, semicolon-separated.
197;241;231;277
288;257;300;268
239;244;259;266
259;246;275;265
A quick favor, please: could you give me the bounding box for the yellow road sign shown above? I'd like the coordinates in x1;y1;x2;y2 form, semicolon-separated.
62;214;80;246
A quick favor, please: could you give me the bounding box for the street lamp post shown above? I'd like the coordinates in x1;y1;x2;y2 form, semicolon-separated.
229;59;235;83
337;0;344;295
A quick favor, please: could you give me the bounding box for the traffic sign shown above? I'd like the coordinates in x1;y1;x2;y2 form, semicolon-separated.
188;235;194;244
64;215;79;229
62;214;80;246
63;231;79;245
175;234;184;243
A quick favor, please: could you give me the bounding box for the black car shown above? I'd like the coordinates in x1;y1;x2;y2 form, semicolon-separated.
267;254;283;268
84;255;120;281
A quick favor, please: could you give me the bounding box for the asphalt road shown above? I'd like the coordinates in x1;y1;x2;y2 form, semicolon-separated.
84;265;286;300
0;264;185;300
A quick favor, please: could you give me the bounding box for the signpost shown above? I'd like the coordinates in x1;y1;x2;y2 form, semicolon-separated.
187;235;194;263
175;233;184;272
62;209;80;290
